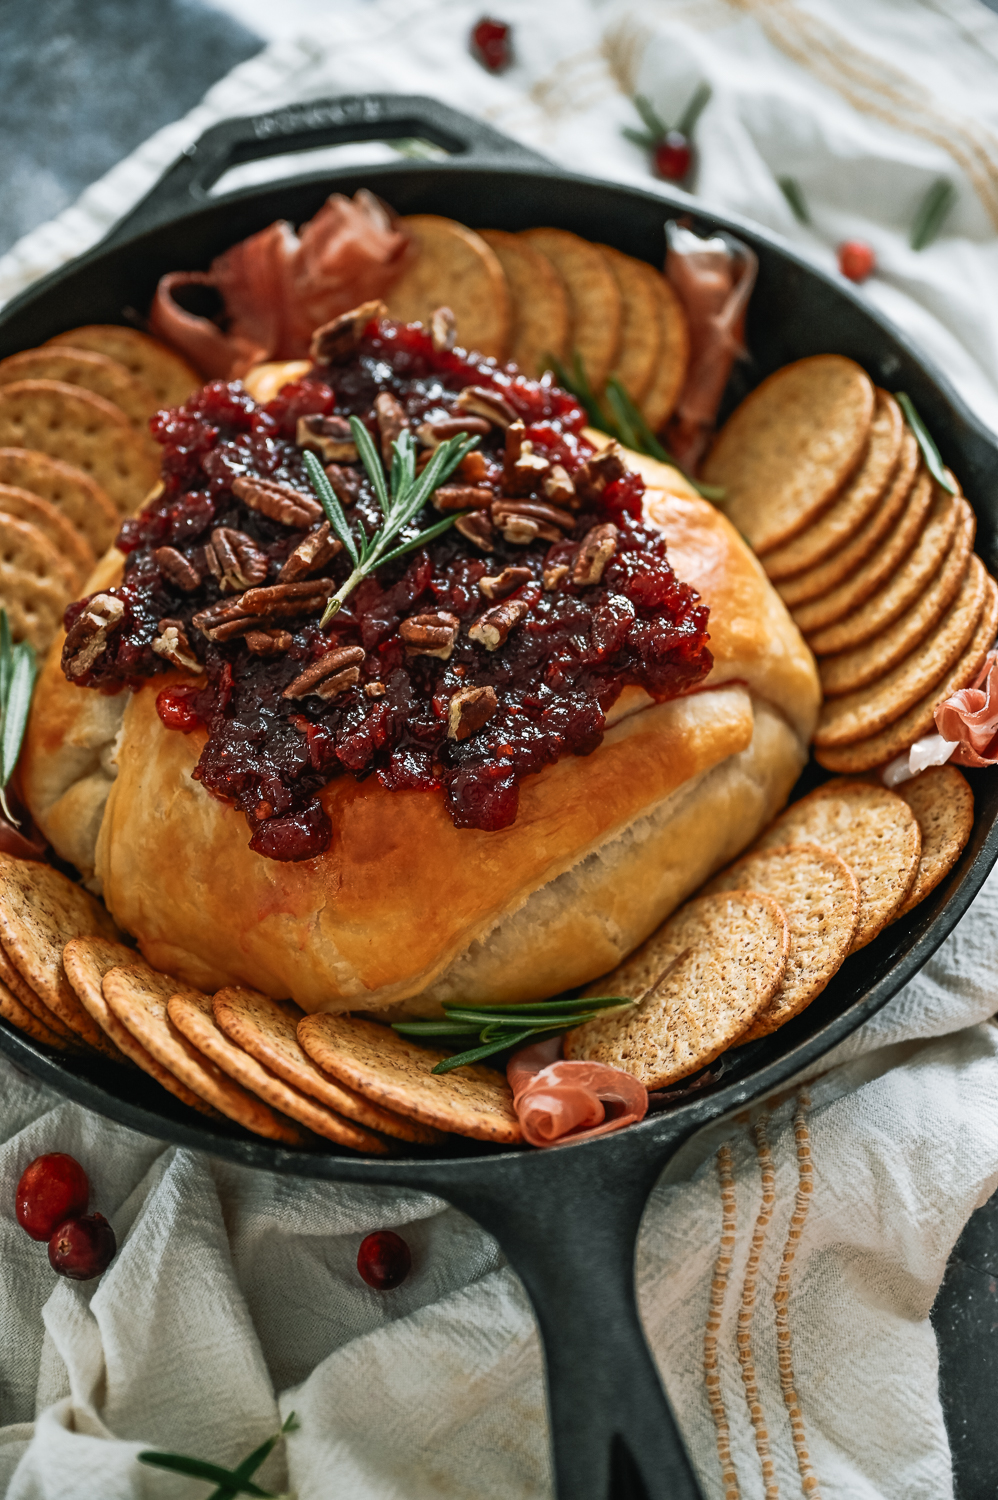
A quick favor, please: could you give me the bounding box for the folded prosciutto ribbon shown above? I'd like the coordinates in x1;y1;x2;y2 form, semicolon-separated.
150;189;409;379
883;648;998;785
507;1037;648;1148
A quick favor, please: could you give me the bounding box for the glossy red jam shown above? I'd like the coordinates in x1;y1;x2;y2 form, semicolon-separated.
63;318;711;861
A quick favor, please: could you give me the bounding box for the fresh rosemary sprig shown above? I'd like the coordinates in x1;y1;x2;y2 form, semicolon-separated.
304;420;481;627
622;84;711;150
896;392;957;495
138;1411;300;1500
911;178;955;252
0;610;37;826
777;175;811;225
394;995;634;1073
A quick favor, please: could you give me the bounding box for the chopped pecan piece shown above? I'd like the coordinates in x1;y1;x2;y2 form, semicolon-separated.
310;299;387;365
232;475;323;528
154;546;201;591
325;464;362;507
278;522;342;582
478;566;532;600
364;680;386;698
456;385;517;428
64;593;124;678
468;598;529;651
296;413;357;463
454;510;494;552
204;527;268;593
152;618;200;673
496;514;546;545
430;305;457;353
447;684;498;741
245;629;292;656
374;391;410;466
283;645;366;700
315;667;361;700
502;424;549;495
399;611;460;660
492;499;575;532
417;415;491;447
543;563;570;591
572;523;619;586
199;617;257;644
543;464;576;506
574;444;625;502
433;484;495;513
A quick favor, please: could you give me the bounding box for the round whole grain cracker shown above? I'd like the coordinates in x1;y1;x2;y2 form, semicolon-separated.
566;891;790;1087
0;347;160;429
754;780;920;949
820;508;975;697
212;987;442;1144
776;426;919;608
701;355;874;553
519;228;622;390
804;487;964;653
639;271;689;431
46;325;200;408
0;483;94;585
103;963;303;1142
479;229;570;376
0;447;119;554
168;989;386;1153
0;381;158;514
0;853;126;1054
0;941;76;1041
814;555;987;747
298;1013;521;1144
598;245;662;403
385;215;511;361
702;843;859;1040
762;389;904;579
815;575;998;774
0;512;77;650
895;765;974;918
0;970;68;1048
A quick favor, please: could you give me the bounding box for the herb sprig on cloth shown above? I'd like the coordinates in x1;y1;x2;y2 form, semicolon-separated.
394;995;635;1073
138;1411;300;1499
0;610;37;826
896;392;958;495
305;420;481;627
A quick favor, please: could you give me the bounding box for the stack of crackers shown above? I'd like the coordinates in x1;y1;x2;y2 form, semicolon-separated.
703;355;998;774
0;325;198;652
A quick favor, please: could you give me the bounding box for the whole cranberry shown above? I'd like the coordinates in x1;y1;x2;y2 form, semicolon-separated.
16;1153;89;1241
471;17;512;72
654;130;692;183
48;1213;117;1281
357;1230;412;1290
838;240;876;283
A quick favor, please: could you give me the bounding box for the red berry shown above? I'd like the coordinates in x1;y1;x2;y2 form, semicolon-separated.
16;1153;89;1242
653;131;692;182
48;1213;117;1281
357;1230;411;1290
838;240;876;283
156;685;203;733
471;17;511;72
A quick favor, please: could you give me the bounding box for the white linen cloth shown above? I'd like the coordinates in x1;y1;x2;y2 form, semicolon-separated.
3;1;998;1495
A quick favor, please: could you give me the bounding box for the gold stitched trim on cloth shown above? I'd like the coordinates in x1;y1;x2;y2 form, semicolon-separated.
774;1093;821;1497
737;1116;780;1499
706;1144;741;1500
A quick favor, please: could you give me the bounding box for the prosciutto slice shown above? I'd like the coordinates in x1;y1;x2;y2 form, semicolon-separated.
934;648;998;767
663;222;758;472
150;189;409;380
507;1037;648;1149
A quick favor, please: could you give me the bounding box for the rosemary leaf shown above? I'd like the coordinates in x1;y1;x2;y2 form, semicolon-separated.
777;175;810;226
281;1413;301;1435
348;415;390;514
445;1008;601;1029
0;639;36;826
0;610;12;709
633;93;669;140
622;126;657;150
432;1028;539;1074
375;513;459;569
896;392;957;494
603;379;641;450
136;1452;276;1496
603;376;727;503
392;1020;482;1036
456;994;631;1014
677;81;712;139
911;178;955;252
302;450;359;566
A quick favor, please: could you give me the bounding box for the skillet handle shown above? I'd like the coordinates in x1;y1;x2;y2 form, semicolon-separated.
98;93;552;251
440;1131;706;1500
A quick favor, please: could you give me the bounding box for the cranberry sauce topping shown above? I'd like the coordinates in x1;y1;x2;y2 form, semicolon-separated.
62;317;712;861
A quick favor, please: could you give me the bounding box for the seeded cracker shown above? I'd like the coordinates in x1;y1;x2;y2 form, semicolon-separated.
701;355;874;553
212;987;443;1144
168;989;387;1153
566;891;789;1087
480;230;570;376
639;270;689;431
754;781;920;948
0;968;70;1048
103;964;304;1143
298;1014;522;1143
0;447;119;554
0;484;94;585
598;244;662;403
385;215;512;361
896;766;975;918
0;512;77;651
0;942;76;1041
0;347;161;428
46;325;200;409
520;228;623;390
702;844;859;1039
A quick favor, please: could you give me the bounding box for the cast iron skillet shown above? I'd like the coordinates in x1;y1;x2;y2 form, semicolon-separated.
1;95;997;1500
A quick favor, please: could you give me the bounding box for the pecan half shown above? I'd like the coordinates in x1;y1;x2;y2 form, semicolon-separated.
375;391;410;466
310;299;387;365
283;646;366;700
492;499;575;532
572;523;619;586
417;415;491;447
325;464;362;507
315;666;361;700
478;566;532;600
154;546;201;591
232;475;323;528
296;413;357;463
430;305;456;353
574;444;625;502
447;684;498;741
152;618;200;672
64;594;124;678
278;522;342;582
204;527;269;593
433;484;495;513
454;510;494;552
456;386;517;429
399;611;460;659
502;424;549;496
468;598;528;651
543;464;576;506
245;629;292;656
192;580;335;640
543;563;570;591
